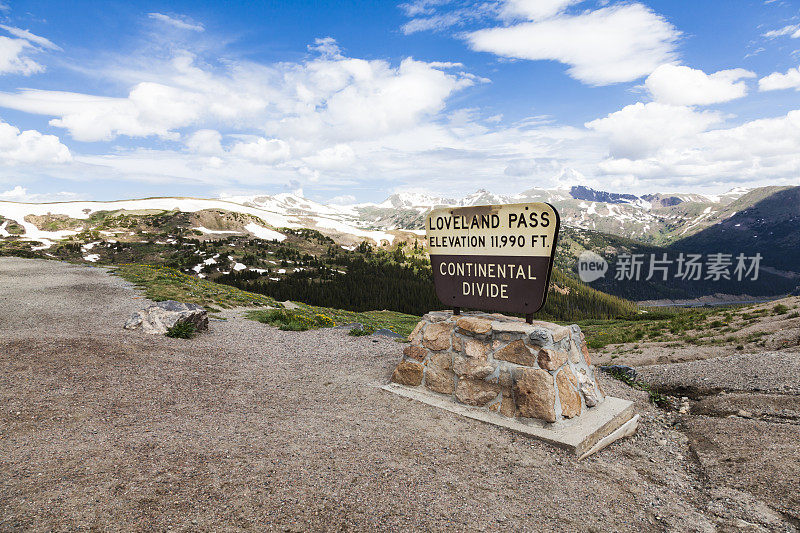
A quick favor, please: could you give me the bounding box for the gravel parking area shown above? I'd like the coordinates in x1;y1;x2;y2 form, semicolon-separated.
1;257;797;531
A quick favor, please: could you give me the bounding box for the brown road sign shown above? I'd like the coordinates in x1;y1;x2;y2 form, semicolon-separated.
426;202;560;315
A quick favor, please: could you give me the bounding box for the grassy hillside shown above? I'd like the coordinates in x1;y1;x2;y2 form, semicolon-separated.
85;261;800;360
112;263;421;336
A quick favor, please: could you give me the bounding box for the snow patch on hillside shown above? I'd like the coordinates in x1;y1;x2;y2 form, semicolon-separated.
311;219;395;244
244;223;286;241
193;227;241;235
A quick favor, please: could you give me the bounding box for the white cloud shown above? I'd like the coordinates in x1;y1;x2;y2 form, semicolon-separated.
307;37;342;58
645;64;755;105
400;0;588;36
303;144;356;170
0;184;29;198
230;137;291;163
48;114;605;199
0;83;208;141
185;129;222;154
328;194;356;205
147;13;205;32
0;39;500;195
427;61;464;69
759;65;800;91
593;107;800;189
399;0;447;17
402;12;466;34
0;25;60;50
0;36;43;75
586;102;723;159
0;24;796;200
399;0;582;35
0;120;71;164
553;166;592;188
0;44;475;147
272;57;476;142
499;0;581;21
0;185;80;202
51;82;205;141
0;25;60;76
401;2;497;34
466;3;680;85
44;97;800;199
763;24;800;39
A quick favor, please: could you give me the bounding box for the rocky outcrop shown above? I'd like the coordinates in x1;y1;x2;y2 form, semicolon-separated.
391;311;605;424
124;300;208;335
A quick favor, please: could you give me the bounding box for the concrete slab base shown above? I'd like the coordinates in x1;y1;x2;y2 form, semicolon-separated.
382;383;637;458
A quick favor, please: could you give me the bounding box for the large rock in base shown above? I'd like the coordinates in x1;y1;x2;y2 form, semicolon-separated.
538;347;568;371
423;322;452;351
392;361;424;386
514;368;557;422
494;339;537;366
425;352;454;394
556;367;582;419
124;300;208;335
456;379;500;406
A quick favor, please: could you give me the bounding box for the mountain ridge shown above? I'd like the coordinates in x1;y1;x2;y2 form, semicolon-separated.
2;184;798;302
0;184;792;251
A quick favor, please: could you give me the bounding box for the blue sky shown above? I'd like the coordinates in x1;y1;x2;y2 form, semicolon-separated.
0;0;798;204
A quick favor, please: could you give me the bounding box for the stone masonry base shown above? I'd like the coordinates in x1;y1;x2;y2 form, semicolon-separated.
386;310;637;457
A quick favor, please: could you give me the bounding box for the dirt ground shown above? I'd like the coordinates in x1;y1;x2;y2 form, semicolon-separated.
1;257;798;532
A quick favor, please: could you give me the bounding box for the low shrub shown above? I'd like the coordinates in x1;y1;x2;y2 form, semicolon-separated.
602;367;671;409
314;313;335;327
773;304;789;315
165;321;196;339
252;308;335;331
349;325;375;337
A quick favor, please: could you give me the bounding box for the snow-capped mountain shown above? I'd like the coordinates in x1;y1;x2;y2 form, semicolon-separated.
355;185;760;244
222;192;360;219
569;186;649;208
376;185;745;212
0;184;780;250
375;188;571;211
377;192;454;210
0;196;397;249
